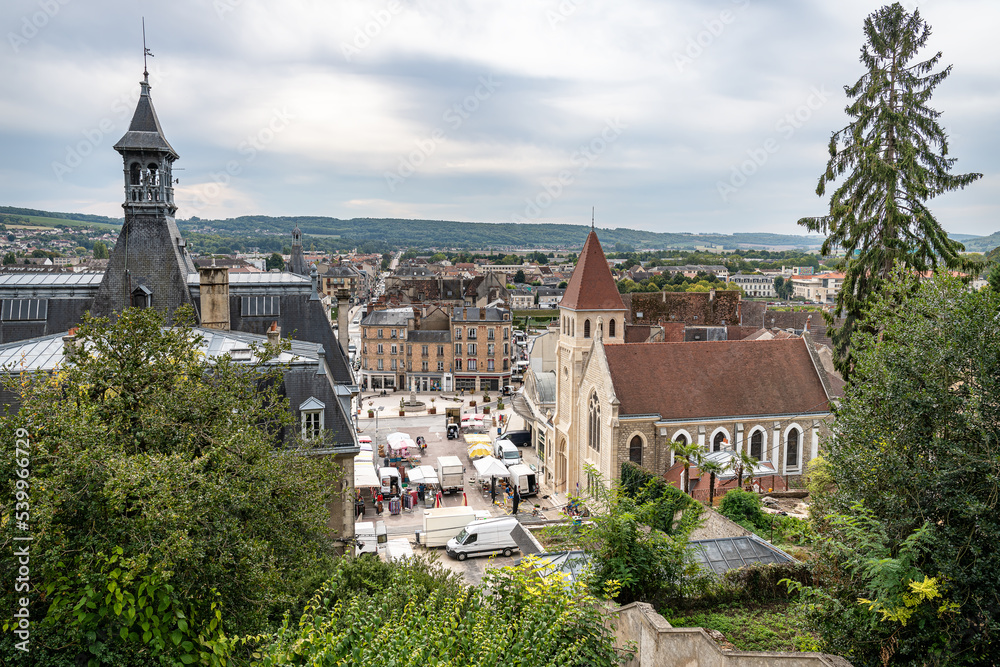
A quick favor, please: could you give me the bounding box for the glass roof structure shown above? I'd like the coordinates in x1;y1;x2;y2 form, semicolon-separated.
689;535;795;575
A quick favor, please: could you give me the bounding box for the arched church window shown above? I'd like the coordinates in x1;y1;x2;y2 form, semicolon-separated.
629;435;642;464
147;163;159;186
786;428;800;468
588;392;601;452
750;430;763;460
584;319;591;338
609;319;616;338
129;162;141;185
713;431;727;451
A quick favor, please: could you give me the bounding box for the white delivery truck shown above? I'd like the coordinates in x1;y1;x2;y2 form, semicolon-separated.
446;517;521;561
417;506;478;548
493;439;521;467
507;464;538;498
354;520;387;556
437;455;465;495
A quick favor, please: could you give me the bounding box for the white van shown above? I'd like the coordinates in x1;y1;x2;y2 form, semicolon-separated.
507;464;538;498
446;517;521;561
379;467;401;497
355;520;387;556
493;439;520;467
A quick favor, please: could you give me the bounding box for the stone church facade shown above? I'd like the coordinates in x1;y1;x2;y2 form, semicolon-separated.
528;230;836;496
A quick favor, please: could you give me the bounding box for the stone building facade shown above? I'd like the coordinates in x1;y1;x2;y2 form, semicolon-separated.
525;230;836;495
359;305;511;392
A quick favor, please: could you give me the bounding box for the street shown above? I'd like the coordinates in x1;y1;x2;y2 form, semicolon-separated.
353;390;564;584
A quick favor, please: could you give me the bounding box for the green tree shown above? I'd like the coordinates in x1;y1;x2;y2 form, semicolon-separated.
0;307;342;665
798;3;982;378
258;555;631;666
545;466;706;607
671;440;703;496
804;268;1000;664
266;251;285;271
558;280;568;288
92;240;108;258
1;251;14;265
698;458;727;508
774;275;794;300
988;262;1000;293
513;268;526;283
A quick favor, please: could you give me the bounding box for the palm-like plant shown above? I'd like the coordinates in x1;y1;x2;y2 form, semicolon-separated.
698;459;728;508
727;450;759;490
671;441;703;496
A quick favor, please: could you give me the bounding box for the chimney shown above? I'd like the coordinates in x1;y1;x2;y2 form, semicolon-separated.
804;314;811;332
63;326;79;358
197;264;230;330
336;289;350;350
267;321;281;345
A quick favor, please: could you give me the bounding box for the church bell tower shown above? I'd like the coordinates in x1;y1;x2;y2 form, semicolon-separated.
91;67;197;318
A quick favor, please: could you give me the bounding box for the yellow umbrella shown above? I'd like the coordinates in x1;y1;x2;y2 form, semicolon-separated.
467;442;493;459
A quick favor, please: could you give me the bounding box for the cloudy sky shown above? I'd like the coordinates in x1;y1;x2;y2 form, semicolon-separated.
1;0;997;237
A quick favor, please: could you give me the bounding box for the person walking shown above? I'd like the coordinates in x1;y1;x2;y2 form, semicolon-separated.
512;486;521;515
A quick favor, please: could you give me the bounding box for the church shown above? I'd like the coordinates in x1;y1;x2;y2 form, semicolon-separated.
522;229;838;496
0;68;360;545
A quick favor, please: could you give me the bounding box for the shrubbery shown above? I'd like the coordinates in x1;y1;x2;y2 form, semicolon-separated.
256;556;632;666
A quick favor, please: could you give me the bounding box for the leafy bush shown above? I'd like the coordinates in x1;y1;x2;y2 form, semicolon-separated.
723;562;812;603
0;307;342;666
718;489;769;532
620;461;702;537
256;556;632;666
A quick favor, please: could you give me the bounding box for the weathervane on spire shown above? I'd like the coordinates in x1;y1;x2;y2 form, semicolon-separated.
591;207;595;231
142;17;154;80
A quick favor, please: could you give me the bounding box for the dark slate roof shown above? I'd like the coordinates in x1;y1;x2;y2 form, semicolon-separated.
406;330;450;343
198;294;354;385
561;231;625;311
113;77;179;158
451;307;507;322
604;338;831;420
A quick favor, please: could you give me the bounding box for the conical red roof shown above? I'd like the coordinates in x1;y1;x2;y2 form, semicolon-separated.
560;231;626;311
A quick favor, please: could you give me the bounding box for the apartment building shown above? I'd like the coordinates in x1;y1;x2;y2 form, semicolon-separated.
791;272;844;304
728;273;777;298
359;306;512;392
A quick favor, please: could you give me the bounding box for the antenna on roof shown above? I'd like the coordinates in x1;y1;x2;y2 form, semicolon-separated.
142;17;154;81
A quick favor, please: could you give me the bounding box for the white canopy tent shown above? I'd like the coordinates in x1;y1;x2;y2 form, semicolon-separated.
406;465;439;486
473;456;510;478
354;462;380;488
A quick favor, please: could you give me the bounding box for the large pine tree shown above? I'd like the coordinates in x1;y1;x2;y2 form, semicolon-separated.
799;3;981;377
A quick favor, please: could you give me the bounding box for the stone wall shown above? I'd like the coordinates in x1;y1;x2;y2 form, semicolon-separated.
613;602;852;667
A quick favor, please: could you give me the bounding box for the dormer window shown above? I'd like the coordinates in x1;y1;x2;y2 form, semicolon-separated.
131;285;152;309
299;397;325;441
